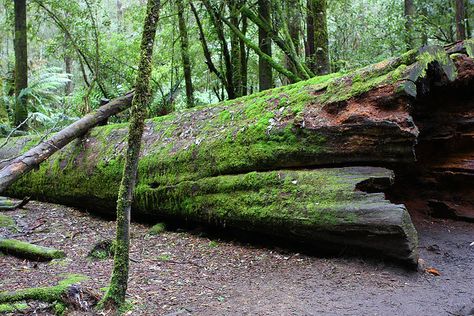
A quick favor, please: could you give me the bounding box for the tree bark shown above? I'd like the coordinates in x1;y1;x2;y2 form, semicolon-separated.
404;0;415;49
101;0;161;309
307;0;330;75
221;15;302;83
201;0;235;99
455;0;466;41
177;0;194;107
258;0;273;91
0;93;133;194
14;0;28;130
190;2;229;94
64;54;74;95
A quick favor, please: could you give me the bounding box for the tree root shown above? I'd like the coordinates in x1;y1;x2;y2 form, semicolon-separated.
0;238;65;261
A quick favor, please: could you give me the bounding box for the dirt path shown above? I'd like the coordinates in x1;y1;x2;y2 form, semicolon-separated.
0;201;473;315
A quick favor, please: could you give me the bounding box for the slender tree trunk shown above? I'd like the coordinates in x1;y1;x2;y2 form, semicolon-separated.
201;0;235;99
116;0;124;32
221;15;302;82
455;0;466;41
258;0;273;91
465;0;471;39
285;0;301;78
229;2;243;97
190;2;229;96
177;0;194;107
274;0;312;81
404;0;415;49
64;55;73;95
14;0;28;130
307;0;330;75
100;0;161;309
240;14;248;95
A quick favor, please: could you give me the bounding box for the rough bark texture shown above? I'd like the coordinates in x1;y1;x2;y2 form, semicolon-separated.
455;0;467;41
0;93;133;193
1;43;473;265
258;0;273;91
14;0;28;130
307;0;330;75
101;0;160;308
404;0;415;49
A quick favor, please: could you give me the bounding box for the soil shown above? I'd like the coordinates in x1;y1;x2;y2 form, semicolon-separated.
0;200;473;316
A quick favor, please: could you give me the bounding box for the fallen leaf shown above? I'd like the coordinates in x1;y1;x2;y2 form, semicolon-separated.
425;267;441;276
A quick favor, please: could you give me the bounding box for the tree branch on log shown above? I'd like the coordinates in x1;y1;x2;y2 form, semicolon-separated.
0;92;134;193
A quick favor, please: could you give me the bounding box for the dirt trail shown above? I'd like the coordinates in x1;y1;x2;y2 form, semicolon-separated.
0;201;473;315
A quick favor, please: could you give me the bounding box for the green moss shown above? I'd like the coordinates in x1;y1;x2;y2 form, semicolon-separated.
156;254;171;261
148;222;166;235
0;274;87;305
0;239;65;261
88;240;115;260
0;215;14;228
0;302;28;313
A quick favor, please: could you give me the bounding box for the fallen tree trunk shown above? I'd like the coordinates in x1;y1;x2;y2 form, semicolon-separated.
1;42;473;265
0;92;134;193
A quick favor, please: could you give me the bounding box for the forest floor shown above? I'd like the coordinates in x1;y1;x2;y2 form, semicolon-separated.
0;200;473;316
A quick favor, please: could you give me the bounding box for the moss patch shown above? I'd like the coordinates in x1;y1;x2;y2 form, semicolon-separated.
0;214;14;228
0;274;87;304
0;302;28;313
0;239;65;261
148;223;166;235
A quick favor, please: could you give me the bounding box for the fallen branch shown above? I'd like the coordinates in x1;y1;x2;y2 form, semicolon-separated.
0;274;96;314
0;92;133;193
0;196;30;210
0;238;65;261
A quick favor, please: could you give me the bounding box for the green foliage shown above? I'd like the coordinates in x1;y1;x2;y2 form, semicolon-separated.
148;222;166;235
0;214;15;228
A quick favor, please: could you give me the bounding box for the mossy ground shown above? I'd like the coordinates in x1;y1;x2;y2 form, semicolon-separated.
149;222;166;235
0;214;14;228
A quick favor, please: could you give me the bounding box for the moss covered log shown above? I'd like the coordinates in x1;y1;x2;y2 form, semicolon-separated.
0;42;472;264
0;274;88;314
0;239;65;261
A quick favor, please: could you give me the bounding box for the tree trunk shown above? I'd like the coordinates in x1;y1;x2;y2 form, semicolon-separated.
177;0;194;107
455;0;466;41
307;0;330;75
64;55;73;95
240;15;248;95
229;2;243;97
285;0;302;79
2;44;473;266
0;93;133;194
13;0;28;130
201;0;235;99
100;0;161;309
221;15;302;83
404;0;415;49
258;0;273;91
190;2;229;95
